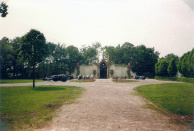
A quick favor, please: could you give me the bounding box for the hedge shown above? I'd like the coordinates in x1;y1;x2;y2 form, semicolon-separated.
155;76;194;84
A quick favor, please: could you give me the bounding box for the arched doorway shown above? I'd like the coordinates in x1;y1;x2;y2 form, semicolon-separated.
100;61;107;78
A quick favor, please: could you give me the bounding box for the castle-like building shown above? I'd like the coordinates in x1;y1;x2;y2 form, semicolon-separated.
71;56;136;79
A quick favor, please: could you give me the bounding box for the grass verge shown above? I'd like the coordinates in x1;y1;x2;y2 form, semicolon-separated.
112;79;138;82
70;79;95;82
0;86;85;130
134;83;194;123
0;79;43;84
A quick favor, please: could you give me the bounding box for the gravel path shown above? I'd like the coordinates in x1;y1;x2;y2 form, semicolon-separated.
0;79;189;130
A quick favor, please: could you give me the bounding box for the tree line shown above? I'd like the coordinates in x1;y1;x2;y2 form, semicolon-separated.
1;29;160;79
0;29;100;80
103;43;160;78
155;49;194;78
1;29;193;80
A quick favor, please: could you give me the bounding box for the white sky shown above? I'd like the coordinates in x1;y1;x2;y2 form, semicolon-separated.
0;0;194;57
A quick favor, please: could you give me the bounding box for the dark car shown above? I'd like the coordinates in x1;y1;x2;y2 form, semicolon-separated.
52;75;59;81
58;74;65;81
61;75;68;82
68;75;73;80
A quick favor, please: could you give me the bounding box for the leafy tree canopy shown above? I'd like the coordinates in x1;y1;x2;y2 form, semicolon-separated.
178;48;194;77
20;29;48;87
0;2;8;17
167;58;177;77
164;53;179;64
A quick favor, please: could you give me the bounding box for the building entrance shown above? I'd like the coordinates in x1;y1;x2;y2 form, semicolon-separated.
100;61;107;78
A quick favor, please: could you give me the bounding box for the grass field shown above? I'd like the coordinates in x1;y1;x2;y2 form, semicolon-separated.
0;86;84;129
70;79;95;82
0;79;43;84
112;79;138;82
135;83;194;120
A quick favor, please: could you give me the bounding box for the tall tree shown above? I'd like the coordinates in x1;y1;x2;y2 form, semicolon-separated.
0;2;8;17
167;58;177;77
10;37;22;78
80;42;101;65
20;29;48;87
132;45;159;77
155;59;169;77
0;37;13;78
178;49;194;77
66;45;82;75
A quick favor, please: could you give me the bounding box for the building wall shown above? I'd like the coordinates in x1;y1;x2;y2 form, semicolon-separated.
71;62;136;79
109;64;136;78
71;64;97;78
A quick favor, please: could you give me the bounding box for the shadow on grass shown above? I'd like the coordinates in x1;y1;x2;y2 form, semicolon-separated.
32;87;67;91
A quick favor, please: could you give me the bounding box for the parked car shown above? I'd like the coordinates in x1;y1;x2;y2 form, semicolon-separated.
139;76;146;80
68;75;73;80
42;76;53;81
52;75;59;81
134;75;140;80
61;75;68;82
58;74;65;81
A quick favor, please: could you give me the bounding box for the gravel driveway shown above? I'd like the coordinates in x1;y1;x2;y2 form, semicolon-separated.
0;79;189;130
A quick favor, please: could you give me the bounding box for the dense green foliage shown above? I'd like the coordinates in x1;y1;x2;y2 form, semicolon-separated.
0;35;100;79
0;86;84;129
104;43;159;78
155;76;194;84
20;29;48;87
0;31;159;79
80;43;101;65
155;53;179;77
164;53;179;65
155;49;194;78
178;49;194;78
167;58;177;77
155;59;169;77
0;2;8;17
135;83;194;116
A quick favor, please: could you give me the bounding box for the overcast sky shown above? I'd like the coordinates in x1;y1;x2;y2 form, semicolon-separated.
0;0;193;57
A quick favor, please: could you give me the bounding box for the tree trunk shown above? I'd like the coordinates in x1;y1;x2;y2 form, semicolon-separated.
33;64;35;88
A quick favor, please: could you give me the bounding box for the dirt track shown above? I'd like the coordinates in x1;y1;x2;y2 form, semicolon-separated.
0;79;190;130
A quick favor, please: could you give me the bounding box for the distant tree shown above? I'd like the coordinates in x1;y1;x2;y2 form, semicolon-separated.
0;2;8;17
167;58;177;77
0;37;13;78
20;29;48;88
104;42;135;65
66;45;82;75
80;42;101;65
178;49;194;77
132;45;159;77
10;37;23;78
155;59;169;77
104;43;159;78
164;53;179;65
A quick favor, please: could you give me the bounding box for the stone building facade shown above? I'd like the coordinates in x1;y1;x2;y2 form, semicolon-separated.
71;57;136;79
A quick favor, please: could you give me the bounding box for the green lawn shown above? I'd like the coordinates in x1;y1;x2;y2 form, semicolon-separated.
0;79;43;84
0;86;84;129
135;83;194;118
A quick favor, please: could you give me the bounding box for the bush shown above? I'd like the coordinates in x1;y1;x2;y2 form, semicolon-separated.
155;76;194;84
